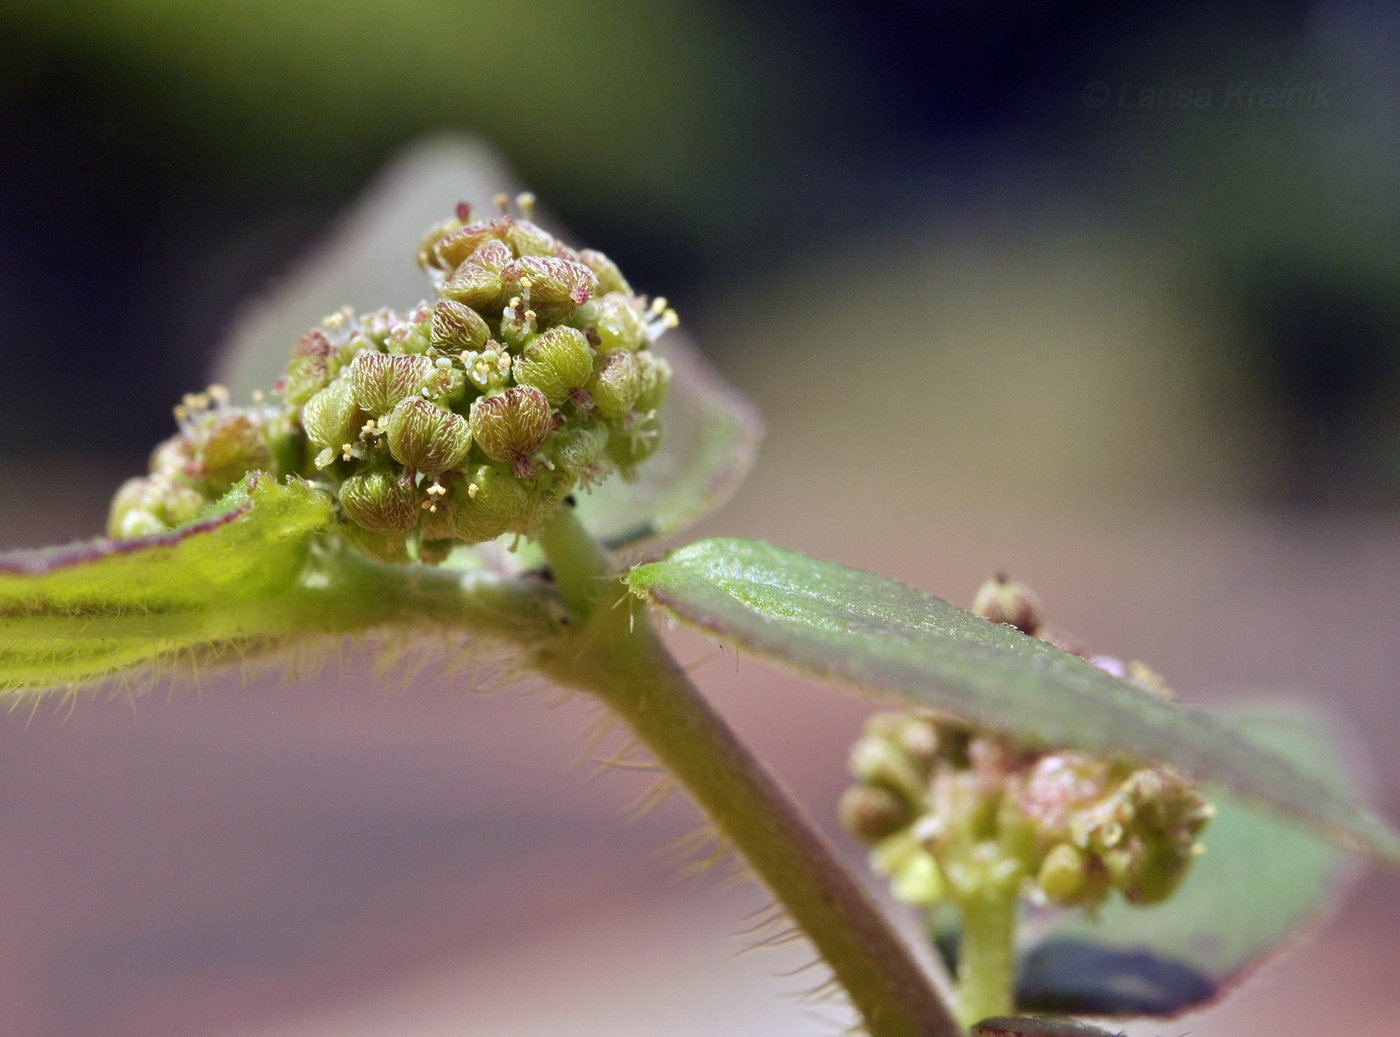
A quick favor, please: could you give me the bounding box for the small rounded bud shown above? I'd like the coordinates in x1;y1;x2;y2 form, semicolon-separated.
199;412;273;495
149;434;197;481
512;326;594;405
431;218;504;270
546;422;612;486
591;292;648;353
517;256;597;322
279;328;337;405
850;735;927;803
470;386;553;466
383;398;472;475
107;474;207;538
840;784;914;844
590;349;641;419
1036;842;1091;905
338;467;419;532
338;522;410;564
606;411;662;469
441;259;504;312
870;831;946;905
430;299;490;350
578;249;632;296
634;351;672;413
445;464;530;543
302;381;361;450
503;218;560;257
349;352;434;416
971;573;1043;636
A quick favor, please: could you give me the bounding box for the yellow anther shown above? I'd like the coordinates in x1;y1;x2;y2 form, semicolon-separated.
649;296;668;316
516;191;536;219
494;192;510;213
467;482;479;499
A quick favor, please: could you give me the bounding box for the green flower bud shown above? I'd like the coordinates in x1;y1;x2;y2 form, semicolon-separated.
512;326;594;405
590;348;640;419
441;255;505;312
199;412;274;495
840;784;914;844
578;249;632;296
430;299;490;351
870;831;945;905
348;352;434;417
107;474;208;538
546;422;612;487
606;411;662;469
423;361;468;409
469;386;553;471
149;434;197;482
338;522;410;564
416;215;461;272
1035;842;1096;906
383;398;472;476
503;218;560;258
516;255;597;322
385;307;433;355
302;381;361;452
971;573;1043;636
339;466;419;532
591;292;648;353
278;328;337;405
634;351;672;413
444;464;530;543
850;734;928;804
431;218;504;271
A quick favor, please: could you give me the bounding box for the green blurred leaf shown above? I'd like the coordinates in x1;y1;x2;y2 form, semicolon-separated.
627;538;1400;868
0;475;563;695
1011;703;1347;1017
0;475;331;692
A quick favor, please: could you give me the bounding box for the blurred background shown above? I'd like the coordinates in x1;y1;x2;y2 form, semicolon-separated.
1;0;1399;1034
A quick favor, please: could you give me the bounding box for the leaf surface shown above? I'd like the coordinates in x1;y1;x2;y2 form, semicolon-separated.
0;476;331;692
627;538;1400;868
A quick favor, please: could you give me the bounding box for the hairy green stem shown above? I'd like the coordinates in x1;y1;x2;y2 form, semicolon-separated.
533;508;961;1037
953;885;1018;1028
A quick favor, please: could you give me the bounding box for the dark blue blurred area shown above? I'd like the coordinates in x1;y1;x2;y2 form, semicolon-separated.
1;0;1397;501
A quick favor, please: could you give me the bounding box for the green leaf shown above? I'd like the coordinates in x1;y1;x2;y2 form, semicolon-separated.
0;476;331;692
970;1019;1120;1037
627;538;1400;869
0;475;564;695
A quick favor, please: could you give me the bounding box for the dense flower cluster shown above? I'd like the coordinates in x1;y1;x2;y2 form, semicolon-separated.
841;578;1213;913
108;196;675;561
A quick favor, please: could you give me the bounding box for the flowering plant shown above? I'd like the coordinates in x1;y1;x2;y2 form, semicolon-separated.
2;141;1394;1037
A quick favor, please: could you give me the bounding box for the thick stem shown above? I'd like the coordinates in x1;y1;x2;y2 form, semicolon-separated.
532;509;960;1037
953;885;1018;1028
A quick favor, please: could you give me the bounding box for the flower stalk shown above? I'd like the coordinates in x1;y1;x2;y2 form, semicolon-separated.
532;507;961;1037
